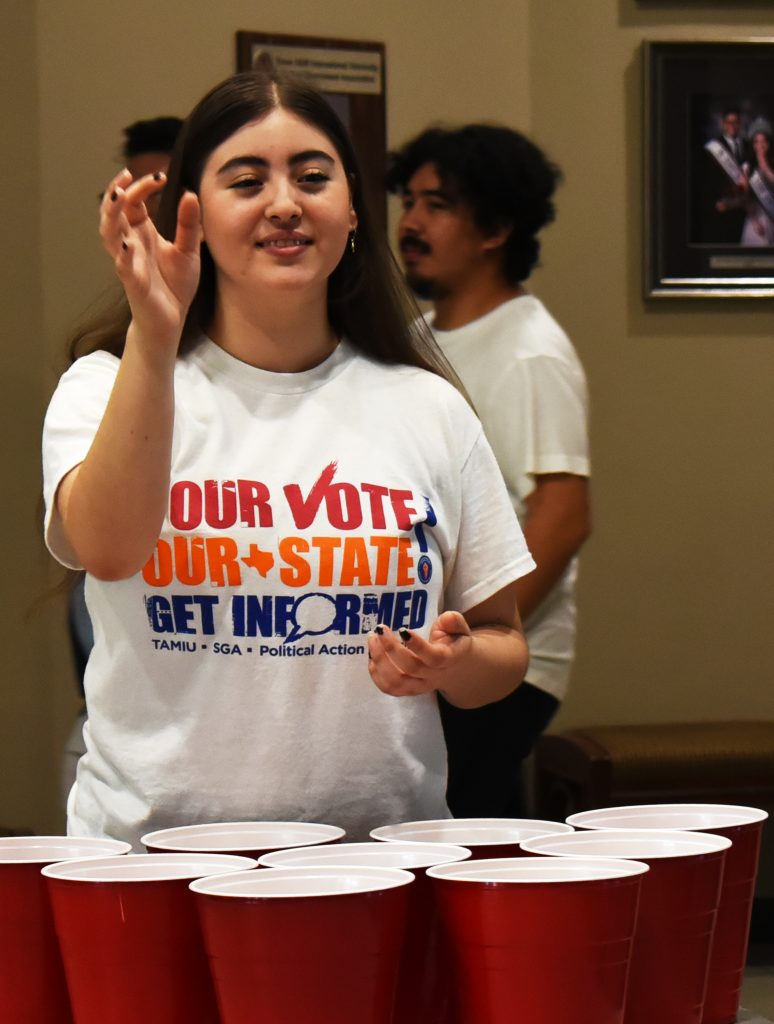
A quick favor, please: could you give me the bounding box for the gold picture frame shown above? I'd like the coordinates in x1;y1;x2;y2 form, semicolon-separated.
644;39;774;299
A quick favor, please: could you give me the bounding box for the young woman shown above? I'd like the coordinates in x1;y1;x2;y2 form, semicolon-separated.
741;122;774;247
43;69;534;849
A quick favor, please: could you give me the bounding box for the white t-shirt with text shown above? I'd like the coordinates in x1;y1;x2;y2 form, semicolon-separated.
43;338;535;848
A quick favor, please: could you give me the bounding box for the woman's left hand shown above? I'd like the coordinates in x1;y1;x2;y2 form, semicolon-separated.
367;611;473;697
366;582;529;708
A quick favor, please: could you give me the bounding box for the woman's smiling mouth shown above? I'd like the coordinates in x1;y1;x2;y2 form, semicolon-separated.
256;236;312;249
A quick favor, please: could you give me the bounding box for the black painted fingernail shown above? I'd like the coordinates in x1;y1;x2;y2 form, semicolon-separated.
152;171;164;181
110;191;118;202
399;628;411;642
374;625;384;635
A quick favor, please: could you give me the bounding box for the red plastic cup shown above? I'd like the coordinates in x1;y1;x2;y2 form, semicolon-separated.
259;841;471;1024
191;865;414;1024
43;852;256;1024
0;836;129;1024
370;817;574;858
567;804;769;1024
427;856;648;1024
141;820;345;857
521;829;731;1024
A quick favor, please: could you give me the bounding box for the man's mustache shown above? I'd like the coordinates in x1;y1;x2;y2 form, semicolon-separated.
399;236;432;256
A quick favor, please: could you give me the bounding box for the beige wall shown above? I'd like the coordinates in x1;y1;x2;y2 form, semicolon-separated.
529;0;774;729
2;0;771;832
0;1;70;835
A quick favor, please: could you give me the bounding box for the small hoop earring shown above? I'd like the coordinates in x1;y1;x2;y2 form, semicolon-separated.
349;231;356;254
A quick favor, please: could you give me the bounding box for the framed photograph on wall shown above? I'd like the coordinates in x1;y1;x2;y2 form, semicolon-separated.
236;31;387;226
645;39;774;298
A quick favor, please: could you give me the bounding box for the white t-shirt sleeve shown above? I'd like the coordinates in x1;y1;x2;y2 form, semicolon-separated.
491;354;590;502
42;352;121;568
444;428;536;612
525;354;589;475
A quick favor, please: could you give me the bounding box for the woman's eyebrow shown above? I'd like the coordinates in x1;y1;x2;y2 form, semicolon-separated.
216;155;268;176
289;149;335;167
216;151;335;176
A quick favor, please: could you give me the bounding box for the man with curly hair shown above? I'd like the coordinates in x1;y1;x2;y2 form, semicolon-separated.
387;125;592;817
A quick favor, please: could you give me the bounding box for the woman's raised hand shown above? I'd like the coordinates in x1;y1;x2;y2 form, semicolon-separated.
99;168;202;345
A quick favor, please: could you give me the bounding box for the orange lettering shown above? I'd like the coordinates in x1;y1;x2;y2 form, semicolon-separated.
205;537;241;587
279;536;312;587
174;535;207;586
142;540;173;586
310;537;340;586
340;537;372;586
369;536;398;585
396;538;415;585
